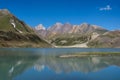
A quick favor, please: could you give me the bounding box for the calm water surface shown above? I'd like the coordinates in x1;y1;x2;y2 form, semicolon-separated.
0;48;120;80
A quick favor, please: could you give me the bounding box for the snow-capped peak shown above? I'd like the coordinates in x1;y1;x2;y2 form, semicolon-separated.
35;24;46;30
55;22;63;26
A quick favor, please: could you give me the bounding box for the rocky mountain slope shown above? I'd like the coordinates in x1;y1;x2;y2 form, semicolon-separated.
0;9;52;48
35;22;109;47
88;30;120;48
35;22;120;48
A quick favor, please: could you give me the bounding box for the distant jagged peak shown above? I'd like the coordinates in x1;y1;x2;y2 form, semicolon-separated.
35;24;46;30
0;9;10;15
54;22;72;28
55;22;63;26
80;23;104;29
81;22;90;25
49;22;63;30
64;22;72;26
73;25;80;27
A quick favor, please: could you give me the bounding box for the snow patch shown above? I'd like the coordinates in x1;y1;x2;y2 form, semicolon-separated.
10;19;23;33
11;23;15;28
35;24;46;30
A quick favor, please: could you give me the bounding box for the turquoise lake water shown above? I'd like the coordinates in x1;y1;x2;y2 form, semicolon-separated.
0;48;120;80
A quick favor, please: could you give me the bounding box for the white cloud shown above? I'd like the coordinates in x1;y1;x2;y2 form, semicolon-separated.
99;5;112;11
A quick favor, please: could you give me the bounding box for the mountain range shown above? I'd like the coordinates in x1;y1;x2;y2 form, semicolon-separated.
35;22;108;38
35;22;120;48
0;9;119;48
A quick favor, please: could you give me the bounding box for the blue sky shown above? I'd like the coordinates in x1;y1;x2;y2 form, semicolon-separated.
0;0;120;30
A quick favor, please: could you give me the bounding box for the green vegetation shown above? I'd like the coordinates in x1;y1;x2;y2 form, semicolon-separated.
87;40;105;48
95;29;108;34
0;15;15;31
59;52;120;58
51;34;91;46
0;12;34;33
13;16;34;33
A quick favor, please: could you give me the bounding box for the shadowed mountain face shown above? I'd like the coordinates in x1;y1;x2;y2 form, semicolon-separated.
0;9;52;48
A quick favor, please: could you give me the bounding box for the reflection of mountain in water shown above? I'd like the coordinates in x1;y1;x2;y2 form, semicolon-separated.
35;55;120;73
0;48;120;80
0;50;40;80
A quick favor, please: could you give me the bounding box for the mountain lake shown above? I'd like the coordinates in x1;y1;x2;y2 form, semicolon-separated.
0;48;120;80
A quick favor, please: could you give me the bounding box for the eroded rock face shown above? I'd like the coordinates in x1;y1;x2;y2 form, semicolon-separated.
88;30;120;48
